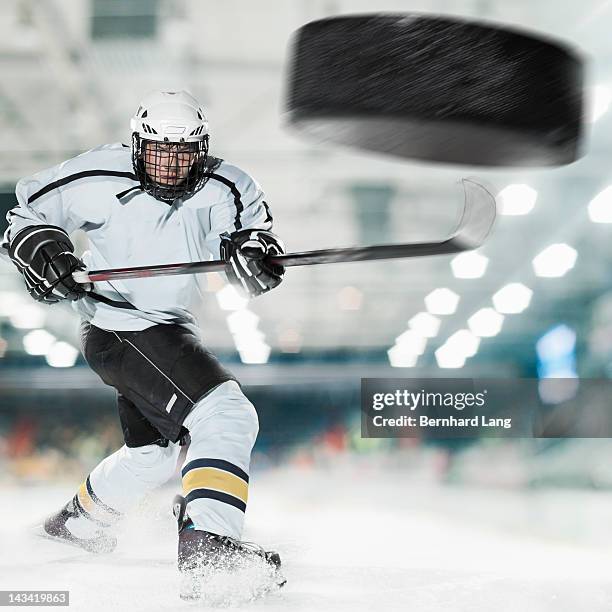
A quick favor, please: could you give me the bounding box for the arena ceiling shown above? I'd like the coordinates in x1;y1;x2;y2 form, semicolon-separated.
2;0;612;373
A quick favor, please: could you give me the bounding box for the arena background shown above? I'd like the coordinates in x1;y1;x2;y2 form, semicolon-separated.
1;1;612;610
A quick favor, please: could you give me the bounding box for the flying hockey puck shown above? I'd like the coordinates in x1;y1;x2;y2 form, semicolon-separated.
285;14;584;167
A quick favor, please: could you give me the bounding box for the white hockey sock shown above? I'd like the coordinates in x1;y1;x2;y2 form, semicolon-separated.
65;442;181;538
181;380;259;539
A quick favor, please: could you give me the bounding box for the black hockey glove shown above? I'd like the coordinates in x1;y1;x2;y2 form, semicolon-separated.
8;225;88;304
220;229;285;297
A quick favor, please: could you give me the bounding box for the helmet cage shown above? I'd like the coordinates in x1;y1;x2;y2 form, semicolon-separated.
132;133;210;204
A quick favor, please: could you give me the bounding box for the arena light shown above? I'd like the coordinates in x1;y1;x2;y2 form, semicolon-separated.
434;343;466;369
10;303;47;329
408;312;440;338
588;186;612;223
536;325;577;394
216;285;249;311
226;304;270;363
0;291;27;317
238;342;271;364
232;328;266;350
446;329;480;357
424;288;460;315
387;344;418;368
588;84;611;123
278;328;302;353
450;251;489;279
536;324;576;362
226;309;259;334
394;329;427;355
468;308;504;337
498;184;537;216
46;341;79;368
532;243;577;278
23;329;56;355
492;283;533;314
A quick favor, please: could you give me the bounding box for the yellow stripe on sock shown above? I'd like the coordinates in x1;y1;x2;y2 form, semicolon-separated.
182;467;249;504
77;481;94;512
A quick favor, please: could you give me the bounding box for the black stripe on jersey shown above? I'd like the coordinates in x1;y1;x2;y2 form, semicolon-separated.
115;185;143;200
28;170;138;205
261;200;273;223
205;173;244;231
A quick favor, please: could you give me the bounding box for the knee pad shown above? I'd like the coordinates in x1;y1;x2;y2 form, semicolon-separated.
185;381;259;445
119;443;181;486
230;391;259;440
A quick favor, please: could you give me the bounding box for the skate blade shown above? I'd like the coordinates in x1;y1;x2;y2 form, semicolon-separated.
180;571;203;601
29;523;94;562
179;567;286;603
30;523;115;555
32;523;83;551
31;523;72;546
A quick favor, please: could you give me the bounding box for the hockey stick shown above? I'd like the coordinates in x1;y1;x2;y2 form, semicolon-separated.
73;179;495;284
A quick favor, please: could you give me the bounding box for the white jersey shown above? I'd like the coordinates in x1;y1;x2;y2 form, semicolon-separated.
1;143;274;332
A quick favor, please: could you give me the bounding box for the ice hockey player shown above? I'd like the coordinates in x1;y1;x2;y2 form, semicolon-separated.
2;90;286;597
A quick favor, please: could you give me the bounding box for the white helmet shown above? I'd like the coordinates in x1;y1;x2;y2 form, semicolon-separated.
130;90;209;143
130;90;210;203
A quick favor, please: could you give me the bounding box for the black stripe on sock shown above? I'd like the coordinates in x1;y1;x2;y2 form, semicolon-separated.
181;458;249;483
205;173;244;231
28;170;138;204
185;489;247;513
86;476;121;517
73;495;111;528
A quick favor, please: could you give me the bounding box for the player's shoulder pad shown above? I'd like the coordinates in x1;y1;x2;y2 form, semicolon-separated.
16;143;135;206
204;160;261;203
60;142;132;174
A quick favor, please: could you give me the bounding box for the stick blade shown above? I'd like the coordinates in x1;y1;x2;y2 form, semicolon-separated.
451;178;497;250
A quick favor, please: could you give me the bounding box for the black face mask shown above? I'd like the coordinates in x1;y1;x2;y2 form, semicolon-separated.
132;134;210;204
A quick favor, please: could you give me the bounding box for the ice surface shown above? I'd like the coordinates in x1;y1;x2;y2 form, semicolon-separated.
2;464;612;611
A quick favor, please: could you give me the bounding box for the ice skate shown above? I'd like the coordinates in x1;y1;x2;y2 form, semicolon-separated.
173;494;286;601
41;497;117;555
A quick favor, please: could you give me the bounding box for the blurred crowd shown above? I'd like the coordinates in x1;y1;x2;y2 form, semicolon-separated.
0;414;122;483
4;403;612;493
